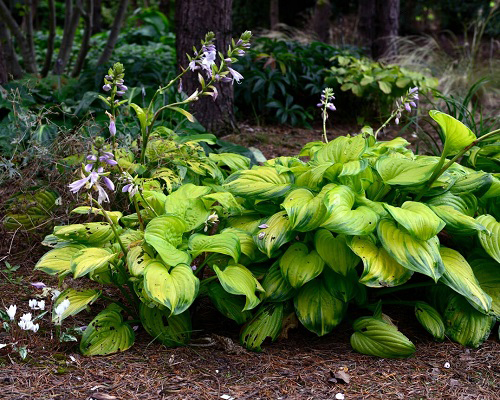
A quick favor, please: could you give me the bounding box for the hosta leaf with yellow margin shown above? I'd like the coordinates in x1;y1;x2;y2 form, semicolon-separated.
35;244;85;275
321;185;378;235
428;205;487;235
375;156;437;185
240;303;284;352
188;232;241;263
205;281;252;324
414;301;445;341
429;110;476;156
164;185;211;231
294;277;346;336
126;245;154;277
261;260;297;302
350;316;416;358
339;159;369;177
348;235;413;287
209;152;251;172
470;258;500;318
255;211;294;257
71;206;123;225
314;229;360;276
450;171;493;197
222;228;258;260
279;243;324;288
282;186;331;232
313;134;366;164
70;247;117;279
118;229;144;248
298;141;325;157
203;192;244;214
139;305;192;347
439;247;491;314
322;268;359;303
223;167;294;199
426;191;478;216
384;201;445;241
53;223;115;245
213;264;264;311
52;288;100;323
294;162;337;190
80;304;135;356
377;219;444;281
143;261;199;315
481;176;500;199
226;213;262;234
476;215;500;263
144;215;190;266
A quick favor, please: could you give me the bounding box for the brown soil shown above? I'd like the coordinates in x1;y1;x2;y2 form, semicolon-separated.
0;125;498;400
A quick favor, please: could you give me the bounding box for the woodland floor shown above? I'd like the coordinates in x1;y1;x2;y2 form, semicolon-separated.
0;124;499;400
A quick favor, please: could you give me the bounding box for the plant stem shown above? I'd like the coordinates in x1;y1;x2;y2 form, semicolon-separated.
374;109;397;140
93;199;127;256
133;197;145;231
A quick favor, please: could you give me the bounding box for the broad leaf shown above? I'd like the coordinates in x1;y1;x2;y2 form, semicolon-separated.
323;268;359;303
240;303;284;352
261;261;297;302
279;243;324;288
35;244;85;275
70;206;122;225
126;245;154;277
313;134;366;164
205;281;252;324
429;205;487;235
164;184;211;230
470;258;500;318
377;219;444;281
53;223;114;245
255;211;294;257
140;304;191;347
429;110;476;156
203;192;243;214
476;215;500;263
414;301;445;341
222;228;258;260
282;187;329;232
52;289;100;323
188;232;241;262
376;156;436;186
71;248;117;279
314;229;359;276
209;152;251;172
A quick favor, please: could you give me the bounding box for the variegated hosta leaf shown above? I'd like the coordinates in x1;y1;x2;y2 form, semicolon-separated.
126;245;154;277
151;167;182;193
313;134;367;164
375;156;437;186
226;213;262;234
80;304;135;356
118;229;144;248
298;140;325;157
223;166;294;200
213;264;264;311
482;176;500;199
143;261;199;315
377;219;444;281
314;229;360;276
144;215;190;266
321;185;378;235
429;110;476;156
209;152;251;172
279;243;324;288
222;227;258;260
240;303;284;352
139;304;191;347
141;190;168;215
261;261;296;302
294;162;338;190
450;171;494;197
426;191;478;216
470;258;500;318
188;232;241;263
348;235;413;287
439;247;492;314
350;316;416;358
282;187;329;232
339;159;369;177
35;244;85;275
322;268;359;303
255;211;294;257
384;201;445;241
164;185;211;231
71;206;123;225
53;223;115;245
205;281;252;324
476;215;500;263
52;288;100;323
294;278;346;336
203;192;243;214
70;248;117;279
414;301;445;341
428;205;487;235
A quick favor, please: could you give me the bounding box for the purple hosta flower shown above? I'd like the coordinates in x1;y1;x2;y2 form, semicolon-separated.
99;152;118;166
228;67;244;84
31;282;46;289
116;91;125;97
318;88;336;115
86;155;97;162
102;84;111;92
191;265;197;271
116;79;124;85
189;60;199;72
258;223;269;229
69;167;114;204
121;172;139;198
201;43;217;74
105;75;112;81
118;85;128;92
209;86;218;101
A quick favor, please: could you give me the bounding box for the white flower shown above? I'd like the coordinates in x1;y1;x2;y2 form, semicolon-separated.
31;323;40;333
37;300;45;310
444;362;450;369
55;299;71;317
228;67;244;84
258;232;266;240
51;289;61;301
29;299;46;310
0;344;7;349
18;313;34;331
6;305;16;320
335;394;345;400
29;299;38;309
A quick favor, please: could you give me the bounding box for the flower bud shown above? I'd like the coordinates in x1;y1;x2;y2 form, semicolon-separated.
118;85;128;91
116;91;125;96
103;84;111;91
109;120;116;136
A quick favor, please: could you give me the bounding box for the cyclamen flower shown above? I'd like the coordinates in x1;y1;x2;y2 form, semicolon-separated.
54;299;71;319
6;305;16;321
31;282;46;289
29;299;45;311
18;313;34;331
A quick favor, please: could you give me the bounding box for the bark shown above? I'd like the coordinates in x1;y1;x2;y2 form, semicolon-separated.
357;0;375;56
97;0;129;66
0;0;38;73
0;22;8;84
270;0;279;29
373;0;400;59
92;0;102;34
41;0;56;77
71;0;94;77
53;0;82;75
0;22;23;80
311;0;331;43
159;0;170;17
175;0;237;136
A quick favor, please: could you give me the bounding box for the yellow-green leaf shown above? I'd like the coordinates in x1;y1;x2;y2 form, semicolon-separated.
188;232;241;262
470;258;500;318
314;230;359;276
282;187;329;232
255;211;294;257
53;222;115;245
143;261;177;311
35;244;85;275
415;301;445;341
376;156;437;186
52;288;100;323
205;281;252;324
71;248;117;279
70;206;123;225
279;243;324;288
223;167;294;199
261;260;297;302
240;303;284;352
429;205;486;235
140;304;191;347
476;215;500;263
429;110;476;156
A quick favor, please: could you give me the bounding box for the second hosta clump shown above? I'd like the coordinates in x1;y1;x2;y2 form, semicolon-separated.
35;110;499;358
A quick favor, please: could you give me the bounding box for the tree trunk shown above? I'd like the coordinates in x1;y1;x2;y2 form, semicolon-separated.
357;0;375;56
92;0;102;34
41;0;56;77
175;0;237;135
0;22;9;84
270;0;279;29
373;0;400;59
0;22;23;80
0;0;38;74
311;0;331;43
159;0;170;18
97;0;129;66
53;0;82;74
71;0;94;77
